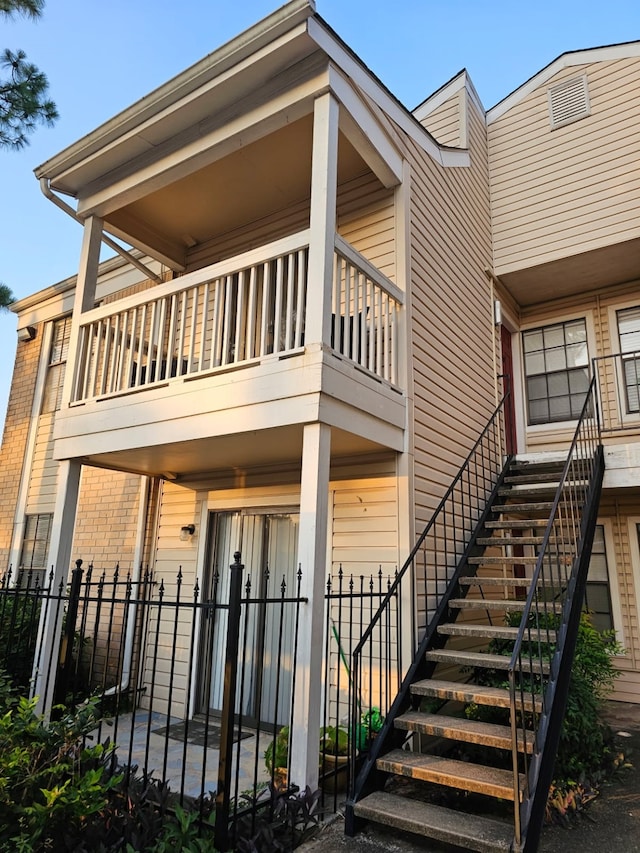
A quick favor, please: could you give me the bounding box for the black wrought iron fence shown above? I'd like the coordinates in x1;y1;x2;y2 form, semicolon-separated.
592;350;640;432
0;551;394;847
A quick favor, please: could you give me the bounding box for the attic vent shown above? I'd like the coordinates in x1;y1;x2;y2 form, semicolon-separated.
547;75;590;129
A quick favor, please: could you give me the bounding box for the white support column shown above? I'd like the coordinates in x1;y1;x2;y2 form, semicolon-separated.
305;93;339;348
290;422;331;790
60;214;103;408
33;459;82;715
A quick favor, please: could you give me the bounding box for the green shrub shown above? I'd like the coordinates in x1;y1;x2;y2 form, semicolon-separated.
0;682;118;852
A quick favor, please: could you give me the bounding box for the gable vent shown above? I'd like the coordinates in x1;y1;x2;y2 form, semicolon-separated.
547;74;590;129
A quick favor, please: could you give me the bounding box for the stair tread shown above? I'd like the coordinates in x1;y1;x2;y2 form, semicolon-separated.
505;472;563;484
353;791;513;852
459;576;553;588
395;711;534;752
410;678;543;711
468;555;539;564
377;749;523;800
425;648;551;673
486;519;549;529
449;597;528;610
476;535;557;545
494;501;554;513
438;622;557;642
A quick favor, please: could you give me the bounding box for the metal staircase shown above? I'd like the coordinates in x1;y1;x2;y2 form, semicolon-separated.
346;380;604;852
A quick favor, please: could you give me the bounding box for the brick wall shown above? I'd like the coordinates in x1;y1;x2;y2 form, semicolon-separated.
0;329;44;567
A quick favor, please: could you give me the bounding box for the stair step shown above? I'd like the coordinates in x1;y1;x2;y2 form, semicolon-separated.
510;459;565;472
449;597;527;611
493;501;554;514
395;711;534;753
425;648;551;673
411;678;543;712
477;535;550;545
438;622;554;642
486;519;548;530
505;472;562;484
460;576;537;588
468;555;539;564
499;487;566;499
376;749;524;800
353;791;514;852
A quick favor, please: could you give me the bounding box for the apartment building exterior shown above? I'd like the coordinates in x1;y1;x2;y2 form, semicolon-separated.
0;3;638;849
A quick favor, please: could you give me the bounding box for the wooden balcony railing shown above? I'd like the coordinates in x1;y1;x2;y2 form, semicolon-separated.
71;230;403;404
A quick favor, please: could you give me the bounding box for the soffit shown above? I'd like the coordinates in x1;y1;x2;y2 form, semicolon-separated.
80;424;386;480
497;237;640;307
105;115;368;252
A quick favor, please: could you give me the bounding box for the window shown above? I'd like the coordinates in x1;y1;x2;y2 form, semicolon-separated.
617;306;640;414
584;525;613;633
523;319;590;425
42;316;71;414
19;514;53;573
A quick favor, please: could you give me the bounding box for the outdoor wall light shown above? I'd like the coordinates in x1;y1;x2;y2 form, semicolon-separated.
180;524;196;541
17;326;36;342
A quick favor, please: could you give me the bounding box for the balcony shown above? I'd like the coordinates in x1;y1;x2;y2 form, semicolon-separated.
53;230;406;476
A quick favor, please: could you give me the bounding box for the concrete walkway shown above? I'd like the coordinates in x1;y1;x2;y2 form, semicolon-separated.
299;701;640;853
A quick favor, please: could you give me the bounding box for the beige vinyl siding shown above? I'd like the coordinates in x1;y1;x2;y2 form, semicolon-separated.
519;278;640;452
418;92;463;148
26;415;58;514
404;91;495;537
145;461;398;717
489;57;640;275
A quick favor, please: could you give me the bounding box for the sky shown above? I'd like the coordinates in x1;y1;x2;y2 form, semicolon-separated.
0;0;639;434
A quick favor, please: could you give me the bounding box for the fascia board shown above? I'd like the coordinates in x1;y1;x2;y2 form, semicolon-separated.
328;65;403;187
76;69;328;219
35;0;315;184
488;41;640;124
413;70;485;123
307;16;469;168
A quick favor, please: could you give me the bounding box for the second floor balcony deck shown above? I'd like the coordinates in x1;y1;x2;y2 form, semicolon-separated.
53;230;406;475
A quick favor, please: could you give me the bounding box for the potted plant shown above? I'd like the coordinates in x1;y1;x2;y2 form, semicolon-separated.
319;725;350;793
264;725;290;791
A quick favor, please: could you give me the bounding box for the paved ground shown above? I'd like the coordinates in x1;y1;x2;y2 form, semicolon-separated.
299;701;640;853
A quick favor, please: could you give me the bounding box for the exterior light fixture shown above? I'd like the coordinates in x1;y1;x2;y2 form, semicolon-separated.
17;326;36;342
180;524;196;541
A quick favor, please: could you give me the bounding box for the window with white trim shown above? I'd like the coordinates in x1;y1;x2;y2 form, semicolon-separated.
523;319;590;425
584;524;614;633
617;306;640;414
19;513;52;574
42;316;71;414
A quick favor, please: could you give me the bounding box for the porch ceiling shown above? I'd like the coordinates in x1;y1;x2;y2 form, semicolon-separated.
103;117;370;264
79;424;388;481
498;237;640;307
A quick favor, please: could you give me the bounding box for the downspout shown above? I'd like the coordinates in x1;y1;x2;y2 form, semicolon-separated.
39;177;162;283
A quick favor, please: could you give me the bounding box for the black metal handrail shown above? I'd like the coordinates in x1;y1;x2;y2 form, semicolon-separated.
592;350;640;432
507;376;603;851
348;394;511;813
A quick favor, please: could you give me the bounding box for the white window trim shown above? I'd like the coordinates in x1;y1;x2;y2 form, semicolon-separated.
519;310;596;436
626;516;640;659
596;519;625;651
606;300;640;428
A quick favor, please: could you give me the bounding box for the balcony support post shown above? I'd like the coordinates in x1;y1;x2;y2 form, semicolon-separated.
306;92;339;347
290;422;331;791
60;214;103;408
33;459;82;717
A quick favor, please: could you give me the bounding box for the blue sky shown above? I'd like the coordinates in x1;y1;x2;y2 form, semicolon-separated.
1;0;639;432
